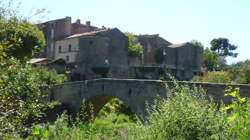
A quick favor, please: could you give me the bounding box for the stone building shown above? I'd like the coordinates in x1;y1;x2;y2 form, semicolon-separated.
38;17;99;59
38;16;203;81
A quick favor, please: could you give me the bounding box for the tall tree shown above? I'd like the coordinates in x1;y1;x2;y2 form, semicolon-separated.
210;38;238;57
203;47;220;71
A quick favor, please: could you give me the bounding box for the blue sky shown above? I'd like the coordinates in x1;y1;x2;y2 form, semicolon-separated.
19;0;250;63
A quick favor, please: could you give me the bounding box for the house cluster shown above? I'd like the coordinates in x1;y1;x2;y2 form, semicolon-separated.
38;16;203;80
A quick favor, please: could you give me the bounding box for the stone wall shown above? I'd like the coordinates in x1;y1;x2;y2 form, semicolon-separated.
76;28;128;67
165;81;250;104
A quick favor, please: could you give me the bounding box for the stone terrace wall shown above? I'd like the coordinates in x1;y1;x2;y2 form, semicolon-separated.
165;81;250;104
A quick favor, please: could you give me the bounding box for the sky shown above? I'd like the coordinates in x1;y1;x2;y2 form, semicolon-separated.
15;0;250;63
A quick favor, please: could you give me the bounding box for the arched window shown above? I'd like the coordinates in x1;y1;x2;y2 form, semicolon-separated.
58;46;62;53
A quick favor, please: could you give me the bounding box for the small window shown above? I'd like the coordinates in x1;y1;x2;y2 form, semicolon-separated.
68;44;72;52
58;46;62;53
51;29;54;39
50;43;54;52
66;56;69;61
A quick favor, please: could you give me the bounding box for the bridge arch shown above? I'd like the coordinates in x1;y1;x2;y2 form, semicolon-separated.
49;78;167;120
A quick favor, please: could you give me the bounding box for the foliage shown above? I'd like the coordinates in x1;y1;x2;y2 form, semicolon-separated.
0;58;67;138
211;38;238;58
146;83;230;140
37;67;68;87
190;40;204;48
226;60;250;84
154;48;164;64
124;32;144;58
203;47;220;71
98;98;139;122
200;71;232;83
0;17;45;61
222;87;250;139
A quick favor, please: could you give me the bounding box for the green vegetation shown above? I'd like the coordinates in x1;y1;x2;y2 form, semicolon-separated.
211;38;238;58
0;0;45;62
0;3;67;137
198;71;233;84
5;81;249;140
0;18;45;61
124;32;144;58
0;59;67;138
203;47;220;71
190;40;204;48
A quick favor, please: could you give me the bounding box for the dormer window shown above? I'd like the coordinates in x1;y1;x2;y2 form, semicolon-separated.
58;46;62;53
68;44;72;52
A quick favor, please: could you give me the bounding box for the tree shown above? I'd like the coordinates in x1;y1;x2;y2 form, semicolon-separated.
0;59;67;137
0;18;45;61
203;48;220;71
0;0;46;62
210;38;238;57
190;40;204;48
124;32;143;58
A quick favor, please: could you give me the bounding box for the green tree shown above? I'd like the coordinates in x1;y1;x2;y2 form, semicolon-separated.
190;40;204;48
210;38;238;57
203;47;220;71
0;18;45;61
124;32;143;58
0;59;67;137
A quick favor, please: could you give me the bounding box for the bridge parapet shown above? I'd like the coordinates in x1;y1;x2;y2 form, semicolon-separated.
44;78;250;121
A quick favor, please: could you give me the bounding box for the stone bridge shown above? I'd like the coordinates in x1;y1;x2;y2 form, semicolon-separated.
44;78;250;121
45;78;167;121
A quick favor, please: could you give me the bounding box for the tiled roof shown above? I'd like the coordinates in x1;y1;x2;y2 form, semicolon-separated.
63;29;108;40
28;58;51;64
168;42;189;48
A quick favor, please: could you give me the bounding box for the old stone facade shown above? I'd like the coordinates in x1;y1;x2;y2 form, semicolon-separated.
39;16;203;80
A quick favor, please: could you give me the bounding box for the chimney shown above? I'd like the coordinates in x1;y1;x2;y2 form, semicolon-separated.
65;16;72;22
86;21;91;26
76;19;81;24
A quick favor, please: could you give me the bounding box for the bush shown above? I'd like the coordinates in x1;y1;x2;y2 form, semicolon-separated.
0;58;67;138
222;87;250;139
201;71;232;83
125;32;144;58
145;83;230;140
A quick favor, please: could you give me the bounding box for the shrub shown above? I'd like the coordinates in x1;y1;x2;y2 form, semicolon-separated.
201;71;232;83
0;58;67;138
222;87;250;139
145;83;230;140
125;32;144;58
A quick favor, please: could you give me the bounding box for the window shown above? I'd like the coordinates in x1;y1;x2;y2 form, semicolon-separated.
66;56;69;61
89;41;93;45
51;29;54;39
50;43;54;52
58;46;62;53
68;44;72;52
